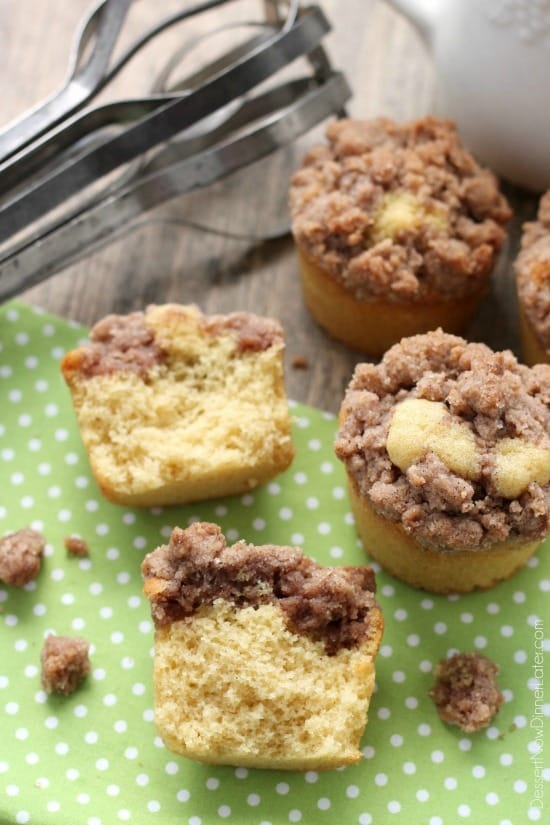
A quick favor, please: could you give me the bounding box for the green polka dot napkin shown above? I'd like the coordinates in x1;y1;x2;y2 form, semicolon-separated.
0;300;548;825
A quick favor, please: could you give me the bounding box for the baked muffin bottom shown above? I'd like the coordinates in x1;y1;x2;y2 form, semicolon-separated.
153;601;381;770
297;251;487;356
347;478;541;594
518;303;550;366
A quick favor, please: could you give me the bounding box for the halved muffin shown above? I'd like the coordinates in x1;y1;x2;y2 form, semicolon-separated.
141;522;383;769
61;304;294;506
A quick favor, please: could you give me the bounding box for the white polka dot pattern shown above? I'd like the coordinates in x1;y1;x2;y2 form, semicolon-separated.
0;301;548;824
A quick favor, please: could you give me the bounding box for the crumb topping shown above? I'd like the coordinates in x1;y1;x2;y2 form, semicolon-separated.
516;191;550;351
289;117;511;302
76;311;165;378
335;330;550;551
429;652;503;733
203;312;284;352
71;305;284;379
40;634;91;696
141;522;380;655
0;527;46;587
64;535;90;557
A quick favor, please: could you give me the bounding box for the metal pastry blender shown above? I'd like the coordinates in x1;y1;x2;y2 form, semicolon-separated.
0;0;350;302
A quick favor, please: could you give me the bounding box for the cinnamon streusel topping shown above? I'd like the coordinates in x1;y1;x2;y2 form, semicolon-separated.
335;330;550;551
429;652;503;733
142;522;380;655
290;117;511;302
75;305;284;379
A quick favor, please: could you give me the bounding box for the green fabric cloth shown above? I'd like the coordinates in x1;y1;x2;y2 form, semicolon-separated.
0;300;547;825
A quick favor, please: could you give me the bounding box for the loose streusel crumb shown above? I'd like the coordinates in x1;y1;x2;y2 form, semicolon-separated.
64;535;90;557
429;652;503;732
40;634;91;695
0;528;46;587
291;354;310;369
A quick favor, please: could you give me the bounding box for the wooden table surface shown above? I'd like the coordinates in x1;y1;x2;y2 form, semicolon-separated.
1;0;540;414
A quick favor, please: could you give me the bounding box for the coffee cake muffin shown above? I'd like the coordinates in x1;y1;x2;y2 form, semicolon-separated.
61;304;294;507
289;117;511;354
335;330;550;592
515;191;550;366
141;522;383;770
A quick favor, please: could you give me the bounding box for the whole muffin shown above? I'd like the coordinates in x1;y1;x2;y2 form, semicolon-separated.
515;191;550;365
334;330;550;593
289;117;511;355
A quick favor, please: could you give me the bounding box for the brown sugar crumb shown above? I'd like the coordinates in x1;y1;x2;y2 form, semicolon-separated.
203;311;284;353
68;305;284;380
75;311;165;378
64;536;90;557
291;354;310;369
0;528;46;587
289;116;511;302
429;652;503;733
40;634;91;695
142;522;380;656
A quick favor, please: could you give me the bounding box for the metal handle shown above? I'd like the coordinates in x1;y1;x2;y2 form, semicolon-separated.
0;5;330;243
0;0;242;164
0;0;134;163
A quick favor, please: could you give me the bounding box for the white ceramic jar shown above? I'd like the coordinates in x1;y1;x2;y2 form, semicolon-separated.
384;0;550;192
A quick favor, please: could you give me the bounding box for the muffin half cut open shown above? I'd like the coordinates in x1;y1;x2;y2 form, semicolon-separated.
61;304;294;506
141;522;383;770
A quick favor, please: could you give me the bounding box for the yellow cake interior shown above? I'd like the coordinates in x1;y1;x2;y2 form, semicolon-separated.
153;600;381;770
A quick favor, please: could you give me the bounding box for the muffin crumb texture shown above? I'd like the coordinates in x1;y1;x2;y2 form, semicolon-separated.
290;116;511;302
335;330;550;551
40;634;91;696
0;528;46;587
429;652;503;733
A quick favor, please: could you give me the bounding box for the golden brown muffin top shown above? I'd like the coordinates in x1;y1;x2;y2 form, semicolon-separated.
289;117;511;302
335;330;550;551
141;522;381;655
515;191;550;352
